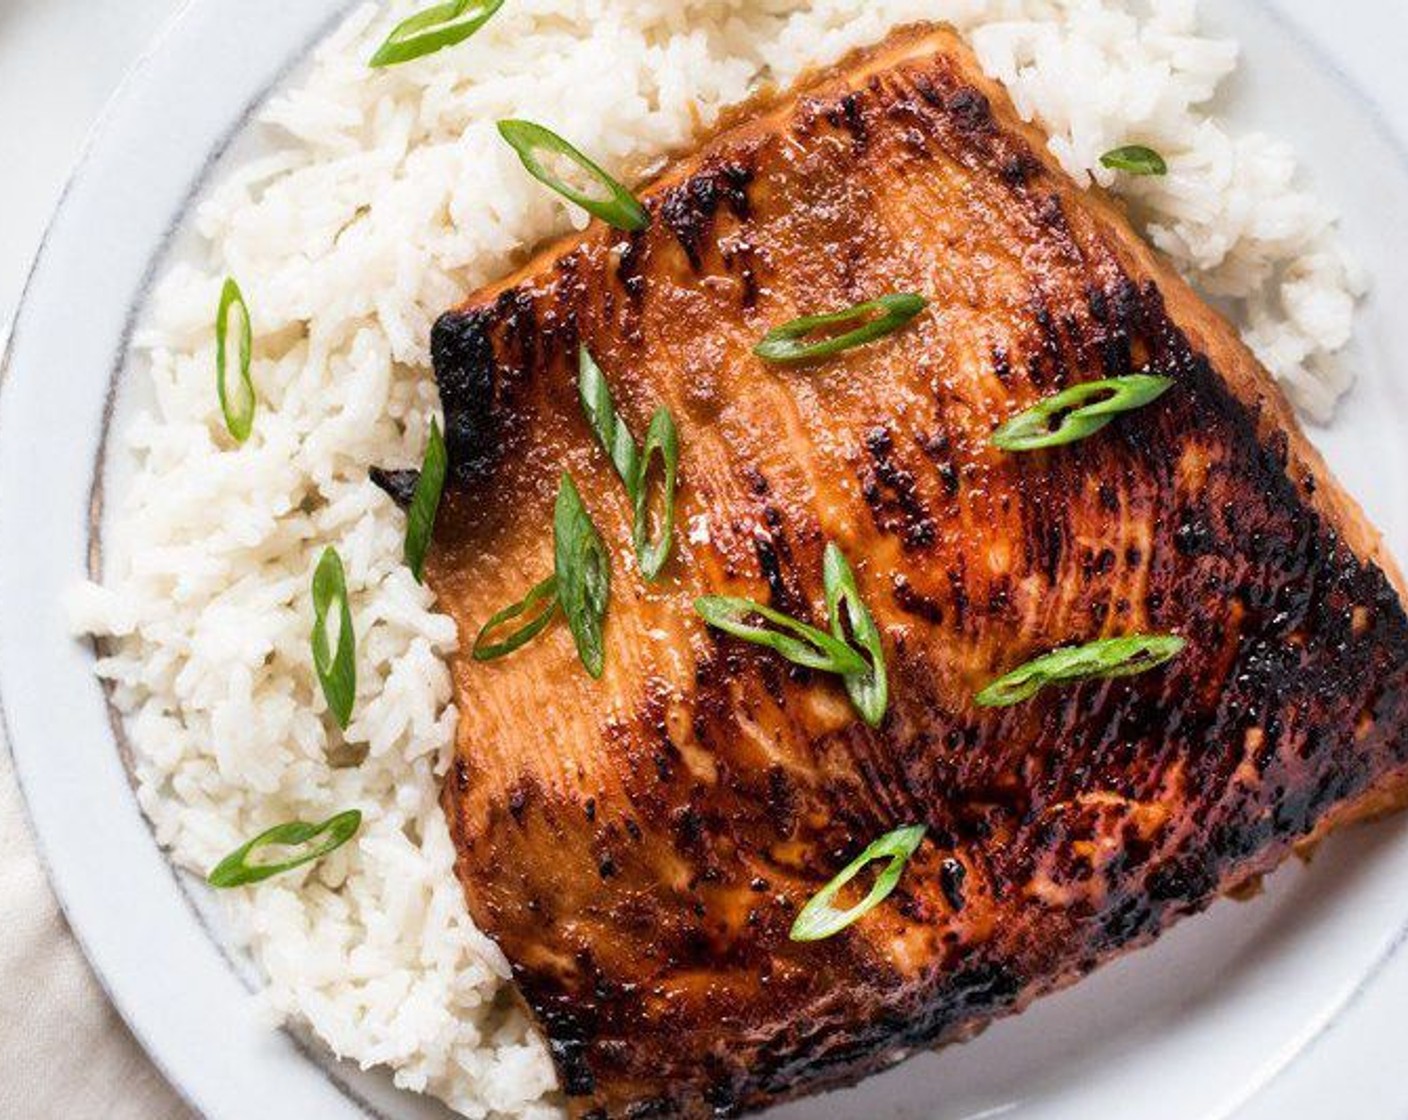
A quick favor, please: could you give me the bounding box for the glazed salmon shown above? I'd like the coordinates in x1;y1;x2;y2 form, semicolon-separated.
382;23;1408;1119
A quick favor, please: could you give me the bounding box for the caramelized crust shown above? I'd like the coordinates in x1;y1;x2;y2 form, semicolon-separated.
415;25;1408;1118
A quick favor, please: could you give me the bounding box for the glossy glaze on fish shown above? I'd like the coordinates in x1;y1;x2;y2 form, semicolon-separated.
394;24;1408;1119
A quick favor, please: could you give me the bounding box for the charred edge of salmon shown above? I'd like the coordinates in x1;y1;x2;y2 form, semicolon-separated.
372;306;500;507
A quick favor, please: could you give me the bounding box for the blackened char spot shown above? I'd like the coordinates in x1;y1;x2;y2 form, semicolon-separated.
755;528;802;616
431;308;501;485
947;87;993;133
616;229;649;304
916;431;961;498
1086;284;1133;375
825;91;868;152
722;163;754;220
1000;151;1042;187
660;161;756;273
661;177;718;271
947;961;1022;1012
532;998;598;1098
626;1099;679;1119
991;345;1013;382
891;574;944;624
369;467;419;509
1145;855;1218;905
738;249;760;308
939;857;967;911
911;73;945;108
860;426;937;549
765;766;801;837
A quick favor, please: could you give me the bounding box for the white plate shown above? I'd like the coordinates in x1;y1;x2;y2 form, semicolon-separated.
3;2;1407;1119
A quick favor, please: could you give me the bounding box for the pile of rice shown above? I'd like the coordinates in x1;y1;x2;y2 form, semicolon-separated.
68;0;1364;1115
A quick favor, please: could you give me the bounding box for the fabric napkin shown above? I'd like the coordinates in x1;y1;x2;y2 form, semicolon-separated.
0;740;191;1120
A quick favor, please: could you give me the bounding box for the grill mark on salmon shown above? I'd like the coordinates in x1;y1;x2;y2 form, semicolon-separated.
387;23;1408;1120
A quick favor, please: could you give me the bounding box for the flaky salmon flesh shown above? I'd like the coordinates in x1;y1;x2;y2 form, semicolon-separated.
382;22;1408;1120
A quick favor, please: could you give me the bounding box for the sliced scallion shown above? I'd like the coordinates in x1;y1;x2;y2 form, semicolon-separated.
498;120;649;231
369;0;505;68
976;634;1186;708
633;407;679;581
207;810;362;889
578;347;678;581
473;576;559;661
555;473;612;678
311;547;357;729
822;544;888;728
790;825;927;942
404;419;447;582
991;374;1173;452
695;596;868;676
579;347;641;492
215;277;255;443
1100;145;1168;177
754;293;927;365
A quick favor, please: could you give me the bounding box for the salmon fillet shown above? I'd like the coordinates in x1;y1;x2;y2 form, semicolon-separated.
391;23;1408;1119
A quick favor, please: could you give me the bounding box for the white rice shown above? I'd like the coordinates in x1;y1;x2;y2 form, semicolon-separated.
67;0;1364;1116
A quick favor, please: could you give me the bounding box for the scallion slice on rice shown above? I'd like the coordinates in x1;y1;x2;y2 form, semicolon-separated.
498;120;650;231
369;0;505;68
207;810;363;888
1100;144;1168;176
404;419;448;582
311;547;357;729
214;277;255;442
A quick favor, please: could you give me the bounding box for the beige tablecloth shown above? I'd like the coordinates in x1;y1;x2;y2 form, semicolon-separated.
1;745;190;1119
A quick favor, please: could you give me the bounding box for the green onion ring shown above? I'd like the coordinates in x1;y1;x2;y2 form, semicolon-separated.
311;547;357;729
754;293;927;365
404;419;447;583
215;277;255;443
369;0;505;68
555;473;612;678
498;120;649;232
822;543;889;728
473;576;560;661
578;347;642;493
578;347;679;581
790;825;927;942
976;634;1187;708
632;407;679;582
990;374;1173;452
207;810;363;889
1099;145;1168;176
695;596;869;676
